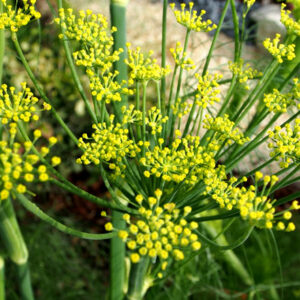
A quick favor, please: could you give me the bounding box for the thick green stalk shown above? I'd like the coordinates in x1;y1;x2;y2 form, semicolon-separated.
110;0;128;117
127;258;152;300
11;33;78;145
17;194;116;240
16;262;34;300
110;1;129;299
110;210;126;300
0;200;34;300
0;256;4;300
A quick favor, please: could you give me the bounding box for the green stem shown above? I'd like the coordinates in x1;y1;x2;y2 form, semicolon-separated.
0;2;4;85
127;258;151;300
0;199;34;300
202;222;253;286
169;29;190;140
110;2;129;299
110;210;126;300
12;33;78;145
0;200;28;265
16;262;34;300
230;0;240;62
232;61;279;126
57;0;98;124
110;0;128;118
161;0;167;108
0;1;5;139
0;256;4;300
16;193;116;240
202;0;230;76
142;82;147;156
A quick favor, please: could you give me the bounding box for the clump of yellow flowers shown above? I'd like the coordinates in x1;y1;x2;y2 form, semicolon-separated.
0;83;51;127
263;33;296;63
170;2;216;32
126;44;171;82
105;190;201;278
281;3;300;36
0;0;40;32
264;78;300;113
55;8;133;105
0;130;61;201
228;59;262;90
268;119;300;168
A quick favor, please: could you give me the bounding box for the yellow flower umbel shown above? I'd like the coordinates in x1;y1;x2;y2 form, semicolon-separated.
203;114;250;145
281;4;300;36
87;69;131;103
139;135;216;185
0;134;60;202
0;83;51;128
208;172;299;231
263;34;296;63
125;44;170;82
170;42;195;71
77;119;140;177
55;9;132;104
244;0;256;10
0;0;41;32
263;79;300;113
194;73;223;108
106;191;201;278
146;107;168;135
55;9;114;58
268;119;300;168
228;59;262;90
170;2;216;32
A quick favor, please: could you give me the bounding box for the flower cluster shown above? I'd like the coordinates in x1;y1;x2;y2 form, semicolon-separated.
208;172;298;231
125;44;170;82
194;73;222;108
170;42;195;70
281;4;300;36
171;98;192;119
268;119;300;168
105;191;201;278
55;9;131;104
121;105;142;125
140;136;216;185
263;80;300;113
170;2;216;32
263;34;295;63
0;0;41;32
55;9;114;55
77;120;140;177
0;83;51;130
146;107;168;135
0;134;60;202
228;59;262;90
203;114;250;145
244;0;256;9
87;69;131;103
